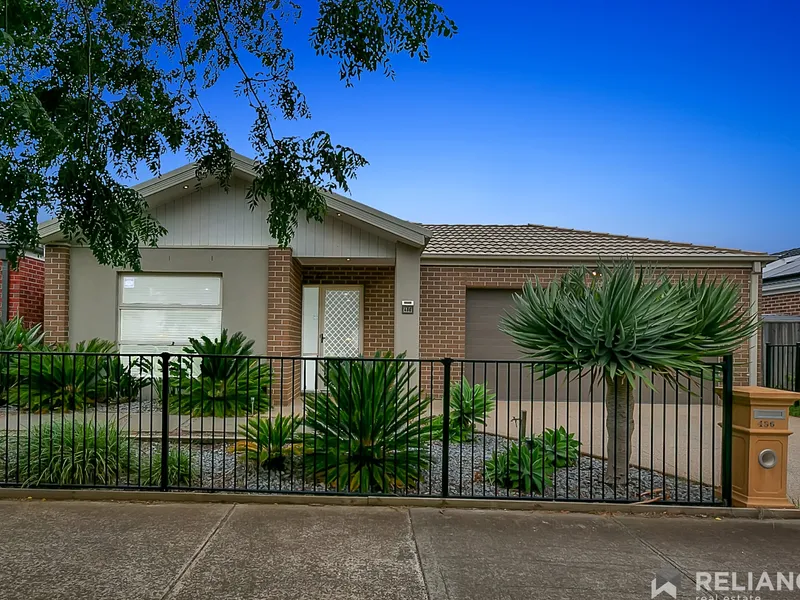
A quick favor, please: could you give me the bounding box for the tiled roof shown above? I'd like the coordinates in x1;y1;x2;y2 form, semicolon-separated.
421;224;765;258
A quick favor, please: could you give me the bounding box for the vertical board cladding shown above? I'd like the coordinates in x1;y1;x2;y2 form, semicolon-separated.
301;265;395;356
43;246;71;344
762;291;800;316
0;256;45;325
419;264;758;387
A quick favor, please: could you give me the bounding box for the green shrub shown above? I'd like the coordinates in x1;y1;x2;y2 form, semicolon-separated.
0;316;45;351
234;415;302;470
12;421;136;486
484;442;553;495
529;426;581;468
169;330;272;417
303;353;433;492
5;339;145;412
0;316;47;396
139;448;194;487
444;377;496;442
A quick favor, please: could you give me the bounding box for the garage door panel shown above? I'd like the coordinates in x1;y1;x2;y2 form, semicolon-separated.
465;290;711;404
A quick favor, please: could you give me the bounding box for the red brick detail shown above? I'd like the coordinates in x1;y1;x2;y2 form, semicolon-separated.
267;248;302;403
0;256;45;326
302;265;395;355
419;265;756;388
762;291;800;316
44;246;70;345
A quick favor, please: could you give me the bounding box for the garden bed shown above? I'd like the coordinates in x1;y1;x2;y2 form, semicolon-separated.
166;434;715;503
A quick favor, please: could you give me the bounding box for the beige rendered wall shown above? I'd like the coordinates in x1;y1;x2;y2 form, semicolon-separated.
69;247;269;352
394;242;421;358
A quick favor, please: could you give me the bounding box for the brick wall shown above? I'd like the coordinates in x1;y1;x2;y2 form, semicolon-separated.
419;264;757;387
762;291;800;316
0;256;45;325
267;248;302;403
43;246;71;345
302;265;395;355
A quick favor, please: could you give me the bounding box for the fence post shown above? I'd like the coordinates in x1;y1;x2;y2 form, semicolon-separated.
441;358;452;498
721;354;734;506
794;343;800;393
160;352;171;491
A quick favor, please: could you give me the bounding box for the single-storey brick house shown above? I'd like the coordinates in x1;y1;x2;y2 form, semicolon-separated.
39;154;766;391
0;223;45;326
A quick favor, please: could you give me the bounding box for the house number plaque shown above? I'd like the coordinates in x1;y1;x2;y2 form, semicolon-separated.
401;300;414;315
754;409;785;429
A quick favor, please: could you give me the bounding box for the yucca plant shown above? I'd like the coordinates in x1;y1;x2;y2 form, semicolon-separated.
139;448;194;487
169;330;272;417
501;261;757;485
303;352;433;492
447;377;496;442
12;421;136;486
6;339;122;412
0;316;46;394
233;414;302;470
484;442;553;495
528;427;581;469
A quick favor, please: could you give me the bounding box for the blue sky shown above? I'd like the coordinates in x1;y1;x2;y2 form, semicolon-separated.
152;0;799;254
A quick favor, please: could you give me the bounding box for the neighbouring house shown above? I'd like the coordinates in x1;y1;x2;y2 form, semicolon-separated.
761;248;800;367
762;248;800;317
0;223;45;326
38;153;766;394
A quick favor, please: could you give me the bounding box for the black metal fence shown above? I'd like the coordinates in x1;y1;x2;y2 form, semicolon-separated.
764;343;800;392
0;351;733;506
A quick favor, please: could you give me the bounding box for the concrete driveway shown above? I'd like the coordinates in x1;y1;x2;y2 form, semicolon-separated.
0;500;798;600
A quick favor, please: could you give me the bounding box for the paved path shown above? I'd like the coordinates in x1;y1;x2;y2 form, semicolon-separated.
0;500;798;600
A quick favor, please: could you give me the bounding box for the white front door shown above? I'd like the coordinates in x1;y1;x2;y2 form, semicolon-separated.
301;285;362;390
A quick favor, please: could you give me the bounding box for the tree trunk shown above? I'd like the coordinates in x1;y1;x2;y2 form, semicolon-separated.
604;374;634;487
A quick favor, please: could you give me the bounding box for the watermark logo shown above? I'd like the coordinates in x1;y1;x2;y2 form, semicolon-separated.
652;568;681;599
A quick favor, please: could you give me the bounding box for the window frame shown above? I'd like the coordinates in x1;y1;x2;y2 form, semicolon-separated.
117;273;223;349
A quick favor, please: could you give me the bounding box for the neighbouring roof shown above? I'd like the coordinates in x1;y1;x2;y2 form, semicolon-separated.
422;224;767;260
775;247;800;260
764;254;800;281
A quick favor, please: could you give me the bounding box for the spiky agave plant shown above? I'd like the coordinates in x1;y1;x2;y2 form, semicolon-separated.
232;414;302;471
0;316;46;395
12;421;137;486
169;330;272;417
501;261;757;486
447;377;496;442
484;442;553;495
6;339;121;412
303;352;433;492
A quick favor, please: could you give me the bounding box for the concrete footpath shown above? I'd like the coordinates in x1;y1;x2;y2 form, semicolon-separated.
0;501;798;600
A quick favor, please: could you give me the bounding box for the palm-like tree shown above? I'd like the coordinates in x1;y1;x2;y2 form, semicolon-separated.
501;261;757;486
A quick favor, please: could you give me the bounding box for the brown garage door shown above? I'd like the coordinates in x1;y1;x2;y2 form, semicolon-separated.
464;289;533;401
464;290;708;405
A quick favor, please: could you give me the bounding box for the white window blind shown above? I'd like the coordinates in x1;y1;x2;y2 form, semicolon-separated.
119;274;222;353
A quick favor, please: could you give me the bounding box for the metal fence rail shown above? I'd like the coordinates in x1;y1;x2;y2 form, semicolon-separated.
0;351;733;506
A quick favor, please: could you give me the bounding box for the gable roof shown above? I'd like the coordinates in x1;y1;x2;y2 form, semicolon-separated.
39;152;431;248
422;224;766;261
